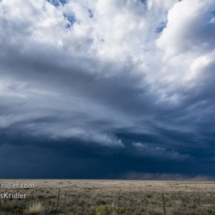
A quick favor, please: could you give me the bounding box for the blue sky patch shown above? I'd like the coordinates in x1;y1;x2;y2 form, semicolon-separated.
64;13;76;28
155;22;167;33
46;0;67;7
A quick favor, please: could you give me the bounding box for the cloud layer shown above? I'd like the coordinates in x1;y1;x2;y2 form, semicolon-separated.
0;0;215;178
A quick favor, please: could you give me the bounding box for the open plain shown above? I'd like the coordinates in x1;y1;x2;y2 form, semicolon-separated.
0;180;215;215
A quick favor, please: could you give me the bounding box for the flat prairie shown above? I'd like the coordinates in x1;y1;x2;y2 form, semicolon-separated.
0;180;215;215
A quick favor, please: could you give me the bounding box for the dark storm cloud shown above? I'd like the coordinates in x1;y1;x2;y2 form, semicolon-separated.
0;0;215;178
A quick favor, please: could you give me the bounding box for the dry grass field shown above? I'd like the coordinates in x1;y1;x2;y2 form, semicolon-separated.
0;180;215;215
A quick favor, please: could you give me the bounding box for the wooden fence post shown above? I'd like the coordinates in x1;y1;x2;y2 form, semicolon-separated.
162;193;166;215
56;188;61;215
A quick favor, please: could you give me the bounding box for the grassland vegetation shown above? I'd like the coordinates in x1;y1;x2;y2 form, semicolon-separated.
0;180;214;215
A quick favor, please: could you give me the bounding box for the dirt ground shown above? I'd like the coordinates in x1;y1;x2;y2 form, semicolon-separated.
0;180;215;215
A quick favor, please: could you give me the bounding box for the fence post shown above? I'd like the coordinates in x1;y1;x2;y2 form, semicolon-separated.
56;188;61;215
162;193;166;215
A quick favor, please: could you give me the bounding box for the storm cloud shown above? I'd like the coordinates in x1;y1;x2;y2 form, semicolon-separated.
0;0;215;179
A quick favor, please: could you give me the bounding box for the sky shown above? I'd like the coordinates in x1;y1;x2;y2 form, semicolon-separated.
0;0;215;179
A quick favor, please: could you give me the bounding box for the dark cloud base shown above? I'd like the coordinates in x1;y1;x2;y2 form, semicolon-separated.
0;133;215;179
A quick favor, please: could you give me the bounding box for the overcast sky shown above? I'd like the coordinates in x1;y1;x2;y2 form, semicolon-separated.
0;0;215;179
